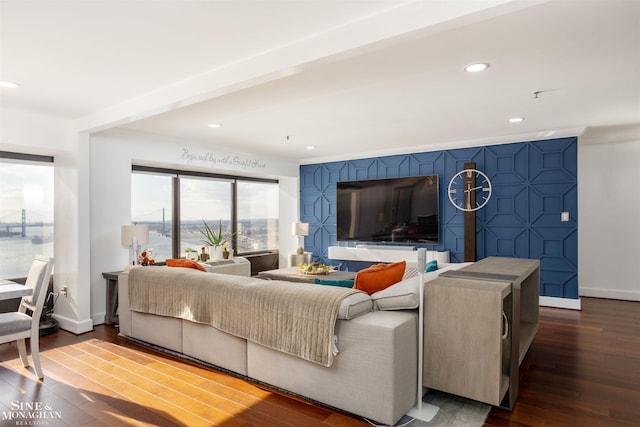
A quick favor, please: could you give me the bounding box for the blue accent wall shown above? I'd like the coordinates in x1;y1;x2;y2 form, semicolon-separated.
299;137;578;299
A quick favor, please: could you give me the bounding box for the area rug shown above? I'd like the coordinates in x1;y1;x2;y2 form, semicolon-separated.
390;390;491;427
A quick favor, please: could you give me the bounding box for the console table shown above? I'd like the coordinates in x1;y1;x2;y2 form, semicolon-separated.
423;256;539;409
328;246;450;264
102;271;121;326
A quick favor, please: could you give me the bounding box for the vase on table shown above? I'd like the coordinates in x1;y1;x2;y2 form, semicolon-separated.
210;245;223;261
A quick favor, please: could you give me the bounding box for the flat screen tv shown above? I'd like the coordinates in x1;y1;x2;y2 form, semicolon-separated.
336;175;439;244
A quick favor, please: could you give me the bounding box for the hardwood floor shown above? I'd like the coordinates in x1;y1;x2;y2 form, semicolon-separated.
486;297;640;427
0;326;367;427
0;297;638;426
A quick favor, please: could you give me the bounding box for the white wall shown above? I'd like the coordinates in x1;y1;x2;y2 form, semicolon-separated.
579;125;640;301
0;108;92;333
1;110;300;330
89;129;299;325
0;108;74;152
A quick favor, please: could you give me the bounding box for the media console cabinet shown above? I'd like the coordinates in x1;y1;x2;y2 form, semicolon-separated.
423;256;539;409
327;245;450;264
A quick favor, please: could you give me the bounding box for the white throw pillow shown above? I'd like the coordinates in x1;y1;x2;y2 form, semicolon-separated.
372;275;421;310
372;263;475;310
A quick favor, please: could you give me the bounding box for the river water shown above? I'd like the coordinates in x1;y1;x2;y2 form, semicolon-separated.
0;225;54;278
0;223;273;278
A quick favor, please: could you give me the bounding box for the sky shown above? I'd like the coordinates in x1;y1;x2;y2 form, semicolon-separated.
131;173;278;223
0;162;277;226
0;161;54;223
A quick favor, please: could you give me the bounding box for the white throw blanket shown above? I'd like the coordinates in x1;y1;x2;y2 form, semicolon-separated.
128;267;360;367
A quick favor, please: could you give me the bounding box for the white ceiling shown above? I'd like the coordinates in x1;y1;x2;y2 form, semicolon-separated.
1;0;639;163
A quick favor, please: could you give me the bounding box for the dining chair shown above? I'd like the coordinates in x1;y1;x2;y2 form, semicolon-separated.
0;255;54;379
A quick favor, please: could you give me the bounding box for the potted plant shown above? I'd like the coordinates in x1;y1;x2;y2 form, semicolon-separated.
199;219;227;246
222;243;230;259
199;219;234;260
184;247;197;260
199;246;208;261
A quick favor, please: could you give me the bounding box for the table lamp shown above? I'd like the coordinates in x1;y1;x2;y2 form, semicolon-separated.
121;224;149;269
292;222;309;255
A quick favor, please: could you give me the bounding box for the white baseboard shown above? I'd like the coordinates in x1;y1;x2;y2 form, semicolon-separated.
52;313;94;334
579;287;640;302
539;296;581;310
91;312;107;326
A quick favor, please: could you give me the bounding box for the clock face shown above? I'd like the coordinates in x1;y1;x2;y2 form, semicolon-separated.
447;169;492;212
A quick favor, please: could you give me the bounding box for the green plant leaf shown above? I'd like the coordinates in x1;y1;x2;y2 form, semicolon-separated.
199;219;227;247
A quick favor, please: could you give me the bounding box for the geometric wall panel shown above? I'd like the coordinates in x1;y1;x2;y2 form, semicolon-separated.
300;137;578;299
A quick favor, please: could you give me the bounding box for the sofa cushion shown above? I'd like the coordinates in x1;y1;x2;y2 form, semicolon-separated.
371;273;433;311
354;261;406;295
337;291;373;320
166;259;207;272
0;312;31;335
404;260;437;276
402;264;418;280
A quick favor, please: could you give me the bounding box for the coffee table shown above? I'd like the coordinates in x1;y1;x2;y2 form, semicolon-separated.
257;267;356;284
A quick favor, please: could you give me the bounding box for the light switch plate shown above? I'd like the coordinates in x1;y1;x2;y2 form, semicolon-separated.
561;212;570;222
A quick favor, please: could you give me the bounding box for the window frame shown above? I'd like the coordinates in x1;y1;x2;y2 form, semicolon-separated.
132;165;279;259
0;151;54;279
0;151;54;164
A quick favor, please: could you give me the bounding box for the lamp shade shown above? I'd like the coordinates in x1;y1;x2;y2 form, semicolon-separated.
121;224;149;246
292;222;309;237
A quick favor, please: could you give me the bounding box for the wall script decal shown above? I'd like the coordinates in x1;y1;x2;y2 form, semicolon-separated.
181;148;266;170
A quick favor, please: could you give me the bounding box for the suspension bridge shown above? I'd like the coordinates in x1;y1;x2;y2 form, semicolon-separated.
0;209;52;237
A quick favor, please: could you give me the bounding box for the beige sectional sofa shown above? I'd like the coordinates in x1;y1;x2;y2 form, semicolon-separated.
117;262;469;425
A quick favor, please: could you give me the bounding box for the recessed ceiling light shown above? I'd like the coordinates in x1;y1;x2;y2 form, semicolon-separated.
509;117;525;123
207;123;222;128
464;63;489;73
0;80;20;89
305;146;316;150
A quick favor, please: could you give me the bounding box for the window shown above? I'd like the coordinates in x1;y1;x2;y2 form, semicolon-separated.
0;152;54;278
131;167;278;259
237;181;279;252
180;176;232;253
131;172;173;262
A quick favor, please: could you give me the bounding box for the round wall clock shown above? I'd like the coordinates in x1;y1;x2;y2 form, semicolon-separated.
447;168;492;211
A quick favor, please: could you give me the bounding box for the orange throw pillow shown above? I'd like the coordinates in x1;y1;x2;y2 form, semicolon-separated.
166;259;207;272
354;261;406;295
